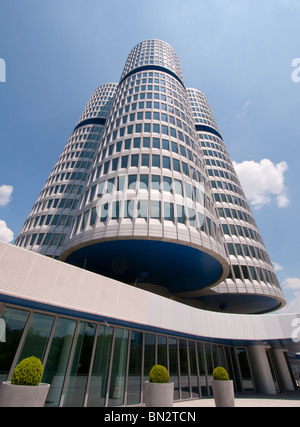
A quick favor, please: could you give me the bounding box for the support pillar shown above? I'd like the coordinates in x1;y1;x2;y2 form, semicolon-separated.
247;345;276;395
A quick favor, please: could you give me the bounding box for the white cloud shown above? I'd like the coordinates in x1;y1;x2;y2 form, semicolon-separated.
236;99;252;120
280;278;300;313
273;262;284;272
283;277;300;290
0;185;13;207
0;220;14;243
282;291;300;313
233;159;289;209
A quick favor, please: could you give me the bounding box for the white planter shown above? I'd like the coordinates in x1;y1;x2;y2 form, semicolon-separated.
211;379;235;407
0;381;50;407
144;381;174;407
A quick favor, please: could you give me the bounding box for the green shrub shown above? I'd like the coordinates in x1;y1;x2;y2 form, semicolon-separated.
11;356;44;386
212;366;229;381
149;365;170;383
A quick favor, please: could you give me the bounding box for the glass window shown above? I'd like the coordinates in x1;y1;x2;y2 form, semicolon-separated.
126;331;143;406
163;156;170;169
143;137;150;148
134;137;140;148
151;175;160;191
144;123;151;133
197;342;208;397
171;142;178;153
152;155;160;168
153;124;160;133
50;233;61;246
179;339;190;399
45;215;53;225
150;201;161;220
185;183;192;199
140;174;149;190
131;154;139;167
173;158;180;172
189;341;200;398
87;325;113;407
37;233;44;245
162;139;169;150
242;265;250;280
157;335;167;367
236;348;254;391
121;155;128;169
169;338;179;400
164;202;174;221
249;266;258;281
227;243;235;256
144;333;155;380
222;224;230;235
0;307;30;383
174;179;182;196
18;312;54;362
163;176;172;193
177;205;185;224
141;154;149;167
112;158;119;171
128;175;137;190
137;200;148;219
44;317;77;407
152;137;160;149
162;125;168;135
108;328;129;406
42;233;52;246
90;207;97;226
63;322;96;407
112;201;120;220
235;244;243;256
204;343;214;396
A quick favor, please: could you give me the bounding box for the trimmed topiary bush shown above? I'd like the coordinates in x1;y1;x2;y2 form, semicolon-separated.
11;356;44;386
149;365;170;384
212;366;229;381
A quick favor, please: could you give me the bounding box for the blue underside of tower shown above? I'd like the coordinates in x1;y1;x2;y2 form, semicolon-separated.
65;239;223;295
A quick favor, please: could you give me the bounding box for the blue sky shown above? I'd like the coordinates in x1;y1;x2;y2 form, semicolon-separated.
0;0;299;312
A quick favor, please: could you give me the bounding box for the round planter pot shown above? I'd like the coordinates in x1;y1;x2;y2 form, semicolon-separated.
144;382;174;407
0;381;50;407
211;379;235;407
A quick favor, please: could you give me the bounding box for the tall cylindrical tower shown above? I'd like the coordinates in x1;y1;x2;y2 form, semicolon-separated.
187;88;285;313
15;83;118;258
14;40;286;314
60;40;229;303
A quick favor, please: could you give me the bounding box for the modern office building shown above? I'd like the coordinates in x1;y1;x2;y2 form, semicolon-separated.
187;88;285;314
1;40;299;407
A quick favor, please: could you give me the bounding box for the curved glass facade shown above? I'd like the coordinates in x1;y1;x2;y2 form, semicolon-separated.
187;88;285;313
0;302;255;407
14;83;118;259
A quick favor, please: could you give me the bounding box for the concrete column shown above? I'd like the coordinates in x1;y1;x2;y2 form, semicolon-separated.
247;345;276;395
272;349;295;391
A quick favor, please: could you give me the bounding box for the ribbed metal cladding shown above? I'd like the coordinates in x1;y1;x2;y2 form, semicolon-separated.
60;40;229;303
14;83;118;258
187;88;286;313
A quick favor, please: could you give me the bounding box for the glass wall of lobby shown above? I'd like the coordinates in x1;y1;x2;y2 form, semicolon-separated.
0;302;290;407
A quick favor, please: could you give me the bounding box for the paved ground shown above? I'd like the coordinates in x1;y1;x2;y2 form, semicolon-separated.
173;389;300;407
